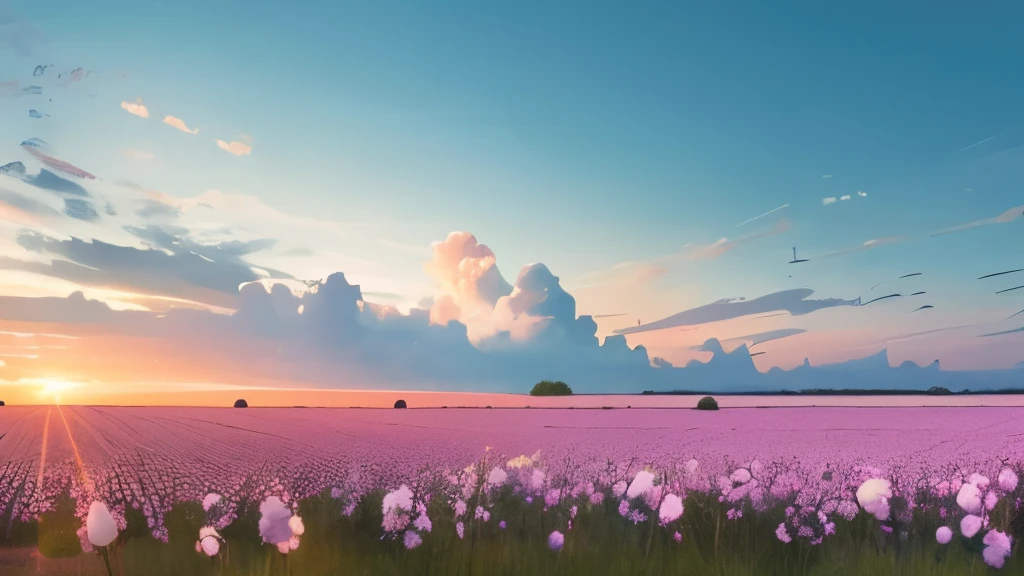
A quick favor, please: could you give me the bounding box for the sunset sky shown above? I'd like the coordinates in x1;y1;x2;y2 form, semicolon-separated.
1;1;1023;405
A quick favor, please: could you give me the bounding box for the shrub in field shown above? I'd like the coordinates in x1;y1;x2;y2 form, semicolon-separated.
37;494;83;558
530;380;573;396
233;399;248;408
0;400;5;406
696;396;719;410
394;399;407;409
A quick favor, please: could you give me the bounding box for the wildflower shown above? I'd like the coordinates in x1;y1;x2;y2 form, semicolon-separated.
775;523;792;543
545;490;560;507
997;468;1019;492
548;530;564;551
499;520;507;530
673;531;682;543
612;481;627;498
618;500;630;517
981;530;1012;569
454;500;467;517
589;492;605;506
726;508;742;520
531;470;546;490
855;479;892;521
86;501;118;548
627;471;655;498
456;522;465;540
659;494;684;525
960;515;983;538
935;526;953;544
487;467;508;486
403;530;423;550
413;514;432;533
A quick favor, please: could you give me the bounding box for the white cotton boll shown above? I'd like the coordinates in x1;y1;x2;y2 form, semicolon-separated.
855;479;892;521
935;526;953;545
202;493;222;512
288;515;305;536
259;497;293;544
967;474;990;490
997;468;1018;492
383;485;414;515
956;483;983;514
627;471;655;499
730;468;752;485
86;501;119;547
531;469;546;490
982;530;1012;569
960;515;983;538
658;494;684;525
201;536;220;556
487;467;508;486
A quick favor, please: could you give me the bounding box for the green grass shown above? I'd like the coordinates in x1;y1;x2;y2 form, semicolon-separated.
1;491;1020;576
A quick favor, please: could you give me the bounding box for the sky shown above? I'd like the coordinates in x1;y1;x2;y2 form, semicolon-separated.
1;1;1023;404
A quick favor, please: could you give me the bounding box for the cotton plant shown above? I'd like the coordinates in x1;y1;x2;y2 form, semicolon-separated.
381;484;433;550
258;496;304;554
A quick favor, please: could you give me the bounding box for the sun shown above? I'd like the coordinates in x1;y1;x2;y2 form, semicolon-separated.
36;379;83;403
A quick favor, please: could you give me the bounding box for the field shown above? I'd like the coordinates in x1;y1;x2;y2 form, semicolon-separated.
0;405;1022;574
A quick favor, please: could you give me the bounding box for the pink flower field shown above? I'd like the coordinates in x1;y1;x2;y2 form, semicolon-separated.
1;405;1022;574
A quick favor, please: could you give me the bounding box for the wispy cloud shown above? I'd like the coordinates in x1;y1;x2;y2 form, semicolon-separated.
822;236;905;258
614;288;859;335
958;134;1000;153
683;219;791;260
857;191;867;197
163;115;199;134
736;204;788;228
822;197;836;206
215;139;252;156
120;149;154;161
931;205;1024;237
822;174;832;179
840;195;851;201
120;98;149;119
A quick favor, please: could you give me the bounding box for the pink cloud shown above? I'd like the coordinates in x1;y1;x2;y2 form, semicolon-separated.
215;139;253;156
163;115;199;134
120;99;149;119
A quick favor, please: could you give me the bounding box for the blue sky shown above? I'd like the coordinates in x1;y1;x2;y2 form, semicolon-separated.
1;0;1023;393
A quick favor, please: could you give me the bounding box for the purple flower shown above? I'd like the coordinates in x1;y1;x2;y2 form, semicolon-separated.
456;522;464;540
498;520;506;530
935;526;953;544
673;531;682;543
548;530;564;551
403;530;422;550
775;523;792;543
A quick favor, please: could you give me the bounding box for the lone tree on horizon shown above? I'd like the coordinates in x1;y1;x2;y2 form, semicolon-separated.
0;400;5;406
696;396;719;411
530;381;573;396
233;399;248;408
394;399;407;409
